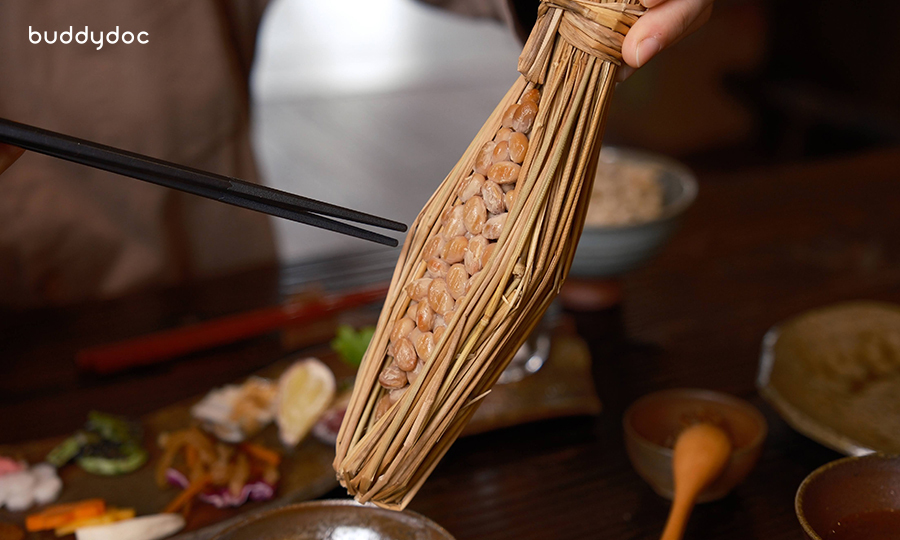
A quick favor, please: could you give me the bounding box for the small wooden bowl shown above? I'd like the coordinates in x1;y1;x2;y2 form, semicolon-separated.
623;388;767;502
796;454;900;539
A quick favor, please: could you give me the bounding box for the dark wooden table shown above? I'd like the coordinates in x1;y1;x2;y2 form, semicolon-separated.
3;147;900;539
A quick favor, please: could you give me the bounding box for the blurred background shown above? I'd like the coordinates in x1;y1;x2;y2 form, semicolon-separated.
253;0;900;266
1;9;899;530
3;0;899;305
2;0;900;440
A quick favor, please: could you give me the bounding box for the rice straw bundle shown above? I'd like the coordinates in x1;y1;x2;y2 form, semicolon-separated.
334;0;645;510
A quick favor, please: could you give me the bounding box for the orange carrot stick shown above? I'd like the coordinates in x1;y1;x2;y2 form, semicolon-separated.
185;445;198;468
163;474;210;514
26;499;106;532
239;443;281;467
181;496;194;520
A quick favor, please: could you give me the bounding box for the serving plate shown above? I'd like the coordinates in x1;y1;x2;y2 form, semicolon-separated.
757;301;900;456
0;326;597;539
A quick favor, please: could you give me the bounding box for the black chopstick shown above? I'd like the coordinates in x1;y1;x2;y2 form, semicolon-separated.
0;117;407;247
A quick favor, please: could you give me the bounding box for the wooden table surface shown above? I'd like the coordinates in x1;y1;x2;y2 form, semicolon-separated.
3;147;900;539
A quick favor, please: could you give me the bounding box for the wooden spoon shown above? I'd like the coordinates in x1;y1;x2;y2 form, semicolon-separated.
660;423;733;540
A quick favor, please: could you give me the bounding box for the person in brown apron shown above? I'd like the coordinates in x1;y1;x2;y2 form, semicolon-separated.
0;0;276;308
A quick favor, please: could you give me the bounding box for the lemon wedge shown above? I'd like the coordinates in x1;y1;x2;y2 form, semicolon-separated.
276;358;336;447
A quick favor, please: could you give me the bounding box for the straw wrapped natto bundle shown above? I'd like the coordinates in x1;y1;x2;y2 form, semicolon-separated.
334;0;645;509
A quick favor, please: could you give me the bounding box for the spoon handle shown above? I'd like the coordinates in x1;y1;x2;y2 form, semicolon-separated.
660;489;698;540
659;423;733;540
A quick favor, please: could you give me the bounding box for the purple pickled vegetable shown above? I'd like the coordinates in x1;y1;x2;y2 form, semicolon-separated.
166;469;275;508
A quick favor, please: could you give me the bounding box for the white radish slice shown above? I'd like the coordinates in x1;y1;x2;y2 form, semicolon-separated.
31;463;57;480
0;471;35;509
76;514;186;540
5;491;35;512
33;474;62;505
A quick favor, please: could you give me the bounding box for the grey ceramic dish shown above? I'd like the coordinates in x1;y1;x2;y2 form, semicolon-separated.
757;325;875;457
569;147;698;278
757;301;900;456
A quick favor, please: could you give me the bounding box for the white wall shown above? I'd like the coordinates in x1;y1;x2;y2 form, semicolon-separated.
251;0;522;263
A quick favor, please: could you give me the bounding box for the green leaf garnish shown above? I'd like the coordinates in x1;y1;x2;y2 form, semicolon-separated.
331;324;375;368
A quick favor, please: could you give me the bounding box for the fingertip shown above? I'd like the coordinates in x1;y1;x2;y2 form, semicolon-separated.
623;31;662;69
634;36;661;67
621;31;640;69
624;0;710;70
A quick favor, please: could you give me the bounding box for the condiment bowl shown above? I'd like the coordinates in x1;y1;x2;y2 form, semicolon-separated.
623;388;767;502
569;147;697;278
213;499;455;540
796;454;900;540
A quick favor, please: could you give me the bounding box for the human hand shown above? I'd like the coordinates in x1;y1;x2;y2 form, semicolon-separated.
618;0;714;80
0;143;24;175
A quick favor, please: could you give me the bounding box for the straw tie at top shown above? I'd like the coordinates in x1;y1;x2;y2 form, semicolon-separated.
518;0;645;82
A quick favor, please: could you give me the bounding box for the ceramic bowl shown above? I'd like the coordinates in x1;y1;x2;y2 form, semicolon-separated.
757;301;900;456
213;499;455;540
569;147;698;278
796;454;900;540
623;388;767;502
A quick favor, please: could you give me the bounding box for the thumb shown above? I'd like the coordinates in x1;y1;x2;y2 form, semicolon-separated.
622;0;713;69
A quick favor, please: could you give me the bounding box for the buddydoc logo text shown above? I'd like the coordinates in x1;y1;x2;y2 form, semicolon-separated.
29;26;149;50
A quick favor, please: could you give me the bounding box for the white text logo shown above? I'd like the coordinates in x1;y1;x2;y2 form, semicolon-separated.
29;26;149;50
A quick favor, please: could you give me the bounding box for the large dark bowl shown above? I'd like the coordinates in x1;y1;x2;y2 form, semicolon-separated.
796;454;900;539
213;500;455;540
